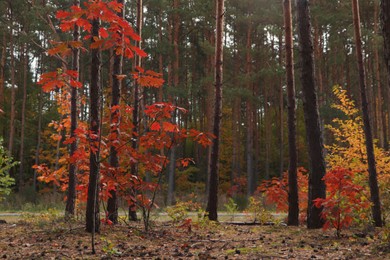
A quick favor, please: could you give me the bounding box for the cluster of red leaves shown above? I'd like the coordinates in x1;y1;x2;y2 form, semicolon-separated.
257;167;308;220
38;69;81;93
313;167;370;236
53;0;145;59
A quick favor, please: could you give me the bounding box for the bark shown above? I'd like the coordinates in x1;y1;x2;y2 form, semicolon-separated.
107;0;124;225
65;0;80;217
86;18;101;233
284;0;299;226
352;0;382;227
296;0;326;229
206;0;224;221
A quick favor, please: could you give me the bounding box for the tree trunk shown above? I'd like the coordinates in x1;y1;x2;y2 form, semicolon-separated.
107;0;124;225
34;87;43;192
65;0;80;217
374;2;386;149
167;0;180;206
352;0;383;227
381;0;390;149
264;86;270;180
246;21;255;197
206;0;224;221
86;17;101;233
278;31;284;177
296;0;326;229
128;0;142;221
381;0;390;92
284;0;299;226
0;34;5;123
18;44;28;189
8;7;16;156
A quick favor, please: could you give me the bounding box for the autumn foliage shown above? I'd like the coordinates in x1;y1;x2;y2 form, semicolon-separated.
313;167;370;237
257;167;308;222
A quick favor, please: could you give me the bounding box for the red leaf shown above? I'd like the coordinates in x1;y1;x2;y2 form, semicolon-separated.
150;122;161;131
56;10;70;19
99;28;109;39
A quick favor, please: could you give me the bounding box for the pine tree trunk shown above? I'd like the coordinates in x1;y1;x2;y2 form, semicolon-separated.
284;0;299;226
246;21;255;197
86;17;101;233
65;0;80;217
129;0;142;220
264;86;270;180
381;0;390;149
296;0;326;229
34;87;43;192
352;0;383;227
8;11;16;156
279;31;284;177
107;0;124;225
206;0;224;221
0;34;5;123
167;0;180;206
18;44;28;189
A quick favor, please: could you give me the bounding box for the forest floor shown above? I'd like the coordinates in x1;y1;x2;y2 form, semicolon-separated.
0;215;390;259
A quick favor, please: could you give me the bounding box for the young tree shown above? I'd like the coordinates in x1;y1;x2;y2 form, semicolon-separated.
352;0;382;227
206;0;224;221
295;0;326;229
284;0;299;226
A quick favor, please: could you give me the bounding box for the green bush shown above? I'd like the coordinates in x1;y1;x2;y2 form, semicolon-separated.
0;137;17;201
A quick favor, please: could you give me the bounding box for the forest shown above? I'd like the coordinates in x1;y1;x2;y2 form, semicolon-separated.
1;0;390;258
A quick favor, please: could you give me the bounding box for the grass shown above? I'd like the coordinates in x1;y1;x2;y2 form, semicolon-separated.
226;246;265;255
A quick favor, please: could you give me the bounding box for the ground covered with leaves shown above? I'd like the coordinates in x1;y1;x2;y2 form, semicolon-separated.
1;215;390;259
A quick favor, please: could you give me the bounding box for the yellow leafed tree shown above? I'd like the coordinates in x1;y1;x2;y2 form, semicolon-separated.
326;86;390;222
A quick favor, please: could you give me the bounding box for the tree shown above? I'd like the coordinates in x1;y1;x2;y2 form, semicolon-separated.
352;0;382;227
206;0;224;221
295;0;326;229
284;0;299;226
65;0;80;217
